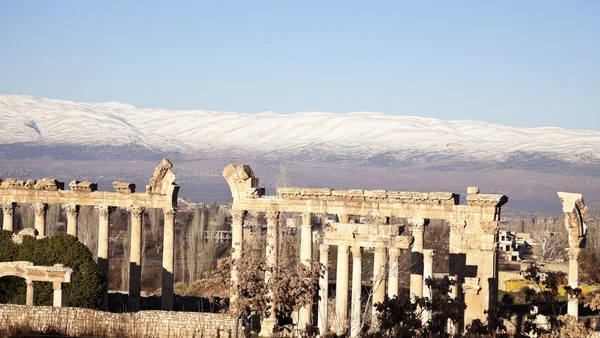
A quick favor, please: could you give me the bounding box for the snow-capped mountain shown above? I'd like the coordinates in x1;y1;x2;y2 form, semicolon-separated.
1;93;599;165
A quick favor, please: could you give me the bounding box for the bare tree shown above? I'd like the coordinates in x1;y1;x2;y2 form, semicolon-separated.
531;217;568;262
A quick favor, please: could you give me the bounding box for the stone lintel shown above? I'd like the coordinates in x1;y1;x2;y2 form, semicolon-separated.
0;261;72;283
323;234;411;249
466;193;508;207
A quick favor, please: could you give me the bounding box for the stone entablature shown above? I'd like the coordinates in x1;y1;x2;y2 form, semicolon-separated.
278;188;459;205
0;261;72;283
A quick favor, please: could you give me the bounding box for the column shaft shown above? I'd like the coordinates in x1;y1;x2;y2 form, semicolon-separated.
162;208;176;310
96;205;111;310
259;211;279;337
568;247;580;318
53;281;64;307
26;279;34;306
318;244;330;335
335;244;350;334
387;248;400;298
422;249;435;324
410;220;426;299
230;210;245;307
299;212;313;329
34;203;47;237
1;203;15;232
128;207;144;312
372;247;386;325
350;246;362;338
64;205;79;237
340;214;350;223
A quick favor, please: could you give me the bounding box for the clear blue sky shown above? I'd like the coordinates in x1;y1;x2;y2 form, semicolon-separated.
1;1;598;130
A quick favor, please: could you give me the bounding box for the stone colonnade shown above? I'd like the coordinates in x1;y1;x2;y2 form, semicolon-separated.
223;164;509;336
0;159;179;311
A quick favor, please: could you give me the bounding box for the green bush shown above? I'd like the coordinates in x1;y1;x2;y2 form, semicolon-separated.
0;230;105;309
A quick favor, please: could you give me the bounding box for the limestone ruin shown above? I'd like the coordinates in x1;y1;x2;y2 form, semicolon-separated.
0;159;179;311
223;164;509;335
0;261;72;307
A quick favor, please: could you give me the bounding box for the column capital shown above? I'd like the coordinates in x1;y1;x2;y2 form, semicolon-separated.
33;203;47;216
351;245;363;258
63;204;79;217
423;249;435;264
481;221;499;235
388;247;400;259
410;218;428;232
1;202;15;216
128;207;145;219
231;209;246;224
449;219;466;235
163;208;177;219
374;246;387;254
266;210;280;225
95;205;114;219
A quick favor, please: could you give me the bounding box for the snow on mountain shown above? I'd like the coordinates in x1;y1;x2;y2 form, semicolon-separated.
0;93;599;163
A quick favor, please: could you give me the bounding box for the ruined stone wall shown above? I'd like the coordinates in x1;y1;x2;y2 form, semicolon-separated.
0;305;239;337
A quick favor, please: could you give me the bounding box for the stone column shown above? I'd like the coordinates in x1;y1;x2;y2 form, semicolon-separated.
339;214;350;224
350;245;363;338
448;275;458;334
162;208;176;311
96;205;112;310
33;203;47;237
53;281;65;307
410;219;426;299
63;204;79;237
299;212;313;329
387;248;400;298
128;206;144;312
567;247;580;317
335;244;350;335
372;247;386;325
96;206;112;274
259;210;280;337
318;244;330;335
230;210;245;306
1;202;15;232
26;279;34;306
422;249;435;324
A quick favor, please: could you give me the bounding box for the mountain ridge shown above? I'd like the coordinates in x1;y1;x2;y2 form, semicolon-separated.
0;93;599;165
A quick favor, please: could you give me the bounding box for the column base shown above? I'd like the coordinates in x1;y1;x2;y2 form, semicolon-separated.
259;318;277;337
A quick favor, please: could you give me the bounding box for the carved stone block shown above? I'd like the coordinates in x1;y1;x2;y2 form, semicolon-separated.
113;182;136;193
69;181;98;192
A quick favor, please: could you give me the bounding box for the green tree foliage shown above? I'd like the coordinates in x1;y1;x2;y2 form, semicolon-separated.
0;230;105;309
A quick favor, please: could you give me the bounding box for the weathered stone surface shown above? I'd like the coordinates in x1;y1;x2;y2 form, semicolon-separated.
34;178;64;191
113;181;135;194
69;180;97;192
0;305;239;338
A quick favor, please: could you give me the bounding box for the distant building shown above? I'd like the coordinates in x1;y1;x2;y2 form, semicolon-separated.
497;230;534;262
